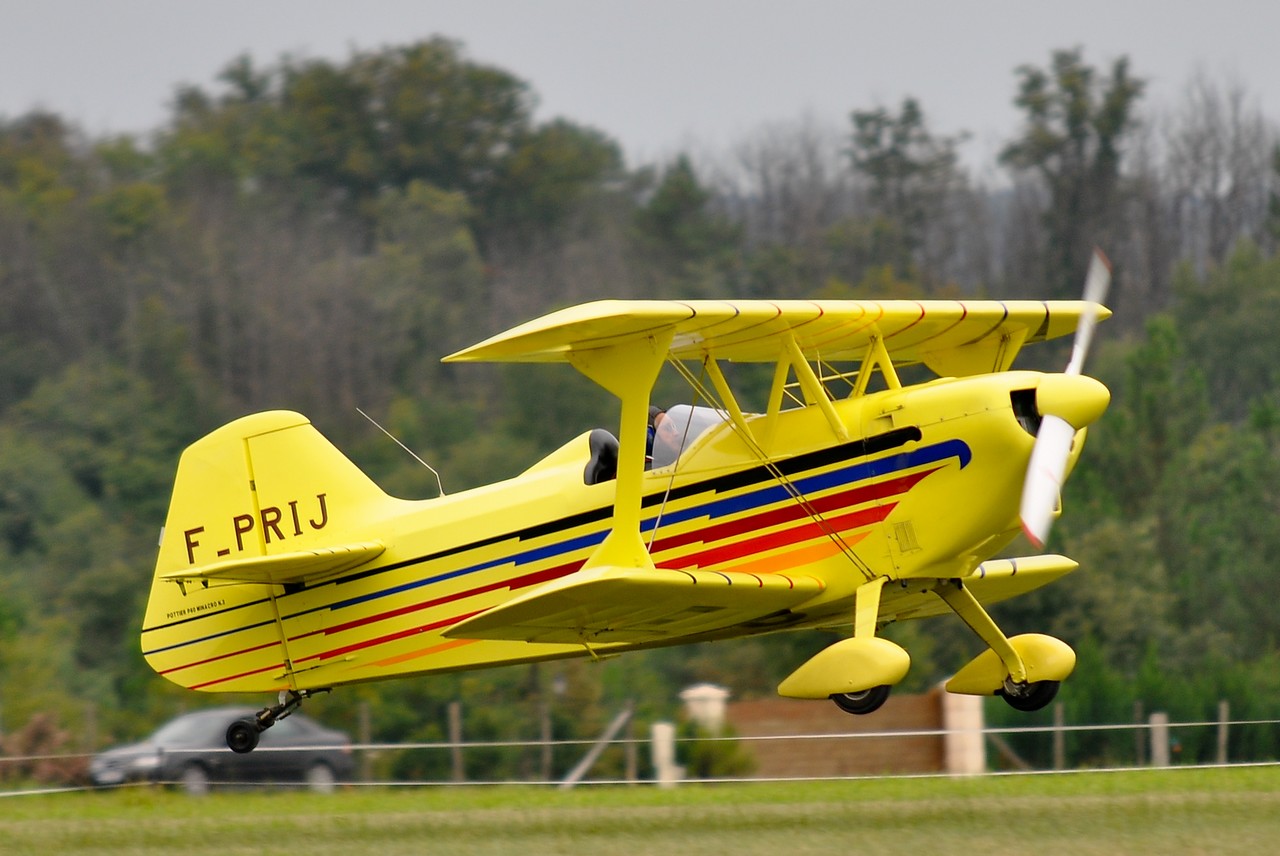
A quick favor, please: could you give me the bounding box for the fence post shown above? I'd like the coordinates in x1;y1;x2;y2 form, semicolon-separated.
1052;702;1065;770
1217;700;1230;765
941;690;985;775
1133;700;1145;766
625;714;638;783
83;702;98;755
1149;712;1170;767
359;700;372;782
651;721;683;788
560;703;633;789
448;700;465;782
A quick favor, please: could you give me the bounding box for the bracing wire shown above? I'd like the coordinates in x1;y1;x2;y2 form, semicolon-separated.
357;407;446;497
661;357;875;582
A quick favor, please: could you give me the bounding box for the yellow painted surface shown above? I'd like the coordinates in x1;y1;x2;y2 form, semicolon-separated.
141;298;1106;704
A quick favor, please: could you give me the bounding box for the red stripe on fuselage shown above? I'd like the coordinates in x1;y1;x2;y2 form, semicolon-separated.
660;503;895;569
190;660;286;690
649;468;937;554
295;562;585;641
293;610;489;665
159;639;279;676
170;461;942;684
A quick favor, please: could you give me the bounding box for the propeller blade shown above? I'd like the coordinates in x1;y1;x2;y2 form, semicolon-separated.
1065;248;1111;376
1020;415;1075;549
1020;248;1112;548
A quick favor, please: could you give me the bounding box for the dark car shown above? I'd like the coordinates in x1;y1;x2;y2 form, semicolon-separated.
89;706;354;794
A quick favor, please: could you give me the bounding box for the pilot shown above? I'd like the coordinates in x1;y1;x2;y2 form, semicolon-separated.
646;405;665;463
650;407;684;467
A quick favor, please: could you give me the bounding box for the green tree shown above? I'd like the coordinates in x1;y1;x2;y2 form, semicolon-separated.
484;119;625;242
632;156;742;297
848;98;967;284
1000;49;1144;298
1068;315;1210;529
1270;143;1280;248
1158;424;1280;657
1171;241;1280;421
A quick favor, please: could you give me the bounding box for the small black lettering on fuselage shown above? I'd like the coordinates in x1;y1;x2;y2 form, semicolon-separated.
183;493;329;565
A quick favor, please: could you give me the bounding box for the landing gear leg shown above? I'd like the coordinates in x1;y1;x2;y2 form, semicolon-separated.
936;580;1028;682
936;579;1059;710
825;577;899;716
226;688;328;754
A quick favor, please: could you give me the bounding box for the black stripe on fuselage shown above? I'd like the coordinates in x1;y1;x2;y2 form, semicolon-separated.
143;425;923;632
333;425;922;586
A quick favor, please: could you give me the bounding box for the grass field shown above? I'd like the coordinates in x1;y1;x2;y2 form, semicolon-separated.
2;766;1278;855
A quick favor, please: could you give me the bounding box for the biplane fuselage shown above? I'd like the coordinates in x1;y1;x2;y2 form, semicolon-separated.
142;299;1109;728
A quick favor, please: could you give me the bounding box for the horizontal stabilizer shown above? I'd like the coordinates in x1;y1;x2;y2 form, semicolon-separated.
445;565;825;645
160;541;385;587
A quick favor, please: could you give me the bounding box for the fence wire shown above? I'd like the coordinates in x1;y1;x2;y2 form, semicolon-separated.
2;716;1279;797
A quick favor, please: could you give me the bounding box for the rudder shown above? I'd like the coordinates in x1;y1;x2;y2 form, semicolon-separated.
154;411;389;576
142;410;393;691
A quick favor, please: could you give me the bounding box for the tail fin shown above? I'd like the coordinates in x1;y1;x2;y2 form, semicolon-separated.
145;410;392;616
153;410;391;579
143;411;397;691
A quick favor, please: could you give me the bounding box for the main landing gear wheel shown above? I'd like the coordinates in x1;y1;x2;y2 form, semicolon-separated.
829;684;891;715
226;719;261;754
998;679;1060;712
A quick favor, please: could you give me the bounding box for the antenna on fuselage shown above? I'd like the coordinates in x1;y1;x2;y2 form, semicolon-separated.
357;407;446;497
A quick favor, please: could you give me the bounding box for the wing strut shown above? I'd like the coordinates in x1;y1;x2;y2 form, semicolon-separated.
783;332;849;441
567;332;673;571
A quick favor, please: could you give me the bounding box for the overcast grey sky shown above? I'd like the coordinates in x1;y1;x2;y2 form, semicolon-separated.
3;1;1278;175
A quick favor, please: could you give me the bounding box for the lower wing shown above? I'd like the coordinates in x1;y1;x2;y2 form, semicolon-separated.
444;565;825;644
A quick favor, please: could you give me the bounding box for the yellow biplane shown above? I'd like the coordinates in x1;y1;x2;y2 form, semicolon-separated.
142;253;1111;753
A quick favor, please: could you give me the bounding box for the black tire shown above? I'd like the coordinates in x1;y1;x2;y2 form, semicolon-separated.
829;684;891;715
226;718;261;754
999;680;1060;712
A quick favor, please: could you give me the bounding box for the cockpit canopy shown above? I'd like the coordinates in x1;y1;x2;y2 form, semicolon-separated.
651;405;728;469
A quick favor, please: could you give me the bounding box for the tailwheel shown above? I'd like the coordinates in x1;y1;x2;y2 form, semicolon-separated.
829;684;891;715
998;679;1060;712
226;688;329;753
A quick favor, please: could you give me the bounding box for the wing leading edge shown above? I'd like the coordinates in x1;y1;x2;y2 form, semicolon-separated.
444;299;1110;376
446;555;1076;646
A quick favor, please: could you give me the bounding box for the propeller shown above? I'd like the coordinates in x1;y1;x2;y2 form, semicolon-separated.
1019;249;1112;549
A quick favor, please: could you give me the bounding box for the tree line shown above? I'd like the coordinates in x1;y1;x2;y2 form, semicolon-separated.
2;38;1280;778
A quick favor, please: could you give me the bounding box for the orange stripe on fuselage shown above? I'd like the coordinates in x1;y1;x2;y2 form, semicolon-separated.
717;531;870;577
657;503;893;569
373;637;479;668
169;460;943;686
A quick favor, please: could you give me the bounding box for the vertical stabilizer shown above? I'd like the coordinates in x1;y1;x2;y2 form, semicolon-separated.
142;410;394;691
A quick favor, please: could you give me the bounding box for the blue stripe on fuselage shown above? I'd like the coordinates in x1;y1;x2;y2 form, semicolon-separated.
318;438;971;615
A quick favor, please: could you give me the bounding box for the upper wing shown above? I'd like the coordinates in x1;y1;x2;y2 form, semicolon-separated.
444;299;1110;376
444;565;825;645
